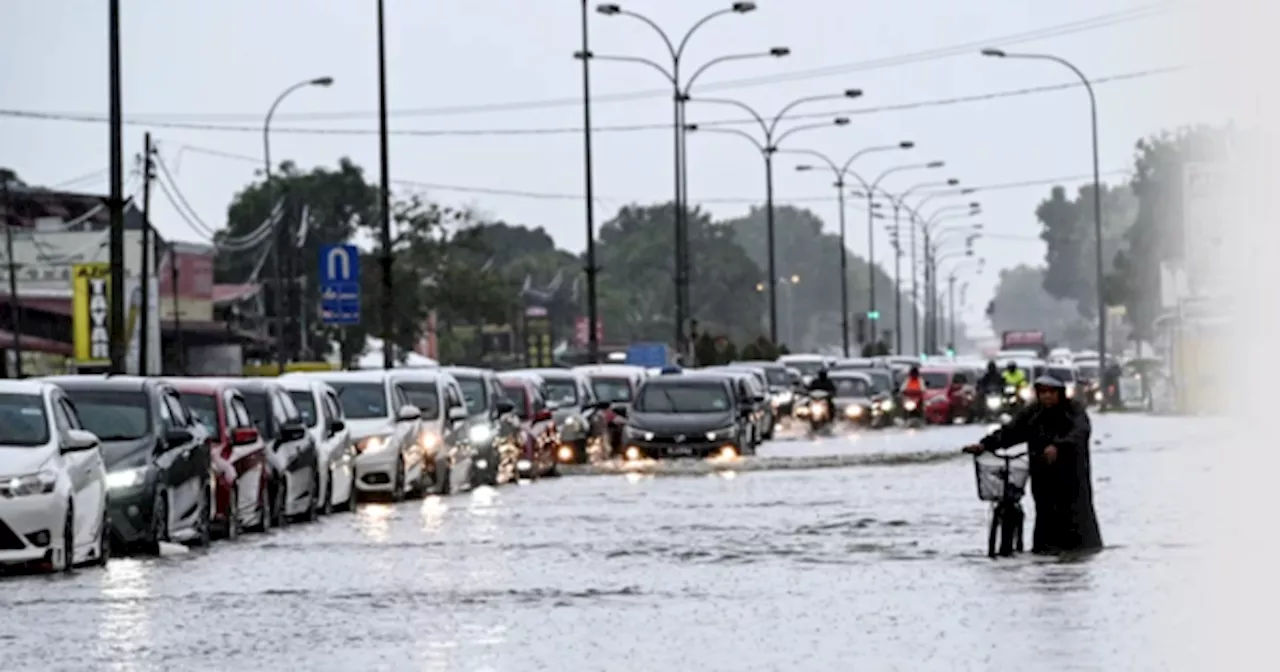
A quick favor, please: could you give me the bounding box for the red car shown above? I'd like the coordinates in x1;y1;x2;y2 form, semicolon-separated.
171;381;271;538
499;376;560;479
918;367;978;425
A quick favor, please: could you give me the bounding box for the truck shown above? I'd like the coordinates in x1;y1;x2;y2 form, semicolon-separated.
1000;330;1048;359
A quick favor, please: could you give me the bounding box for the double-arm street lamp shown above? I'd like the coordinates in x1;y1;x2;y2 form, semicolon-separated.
683;88;861;343
941;255;986;351
925;225;982;353
789;141;914;356
900;201;981;354
879;178;962;353
263;75;333;373
587;2;779;352
982;46;1106;405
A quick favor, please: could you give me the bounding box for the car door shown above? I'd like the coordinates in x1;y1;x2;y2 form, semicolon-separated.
386;381;421;468
272;387;311;477
160;387;203;529
224;391;265;515
51;393;104;547
321;388;354;481
576;376;605;441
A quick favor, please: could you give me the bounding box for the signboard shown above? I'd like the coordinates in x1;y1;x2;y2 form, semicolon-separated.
625;342;671;368
524;310;552;367
71;262;111;367
319;244;360;325
574;316;603;346
1001;330;1045;348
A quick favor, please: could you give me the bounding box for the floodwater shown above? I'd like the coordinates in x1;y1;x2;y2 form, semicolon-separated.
0;415;1227;671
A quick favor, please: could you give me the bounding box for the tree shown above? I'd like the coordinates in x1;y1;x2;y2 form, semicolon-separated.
1035;182;1137;318
0;167;24;187
987;264;1093;349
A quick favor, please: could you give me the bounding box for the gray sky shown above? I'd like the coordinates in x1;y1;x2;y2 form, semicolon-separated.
1;0;1201;334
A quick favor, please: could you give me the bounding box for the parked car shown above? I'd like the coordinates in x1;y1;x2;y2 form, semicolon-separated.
444;367;521;487
617;373;746;460
388;369;481;495
170;380;271;538
277;377;358;514
574;364;648;452
48;376;212;554
508;369;612;464
498;374;559;478
0;380;109;571
219;379;321;525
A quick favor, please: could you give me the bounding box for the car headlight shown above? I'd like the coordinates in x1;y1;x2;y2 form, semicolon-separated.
359;434;393;453
879;399;895;412
705;426;737;441
625;426;656;442
105;467;146;490
1;469;59;497
844;405;863;418
468;425;494;444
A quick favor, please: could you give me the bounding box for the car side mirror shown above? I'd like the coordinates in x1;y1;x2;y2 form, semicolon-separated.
534;409;553;423
164;427;194;448
447;406;468;422
231;427;260;446
328;419;346;435
496;400;516;415
62;429;99;453
397;404;422;422
279;422;307;443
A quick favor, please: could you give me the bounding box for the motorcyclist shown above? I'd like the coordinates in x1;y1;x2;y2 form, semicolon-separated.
963;375;1103;555
899;365;925;415
979;361;1004;394
1001;361;1028;389
806;368;838;420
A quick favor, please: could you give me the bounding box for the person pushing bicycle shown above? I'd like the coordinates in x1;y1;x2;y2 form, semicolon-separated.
963;375;1103;555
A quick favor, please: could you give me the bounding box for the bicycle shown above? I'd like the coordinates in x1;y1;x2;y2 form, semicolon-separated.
972;448;1030;558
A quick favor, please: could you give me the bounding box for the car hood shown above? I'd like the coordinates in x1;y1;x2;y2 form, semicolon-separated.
0;446;56;477
832;395;872;405
346;418;396;442
101;437;154;472
923;389;949;399
629;412;735;434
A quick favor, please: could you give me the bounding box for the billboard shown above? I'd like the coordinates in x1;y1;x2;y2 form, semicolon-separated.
71;263;111;367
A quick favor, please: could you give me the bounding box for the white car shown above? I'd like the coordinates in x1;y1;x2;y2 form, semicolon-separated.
0;380;110;571
385;369;477;496
286;370;430;501
277;377;358;514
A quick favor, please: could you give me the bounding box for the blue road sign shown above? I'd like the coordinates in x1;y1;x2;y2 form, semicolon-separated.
318;244;360;325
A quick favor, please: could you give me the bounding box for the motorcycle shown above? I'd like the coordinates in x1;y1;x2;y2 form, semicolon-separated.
806;391;834;435
900;393;924;428
868;393;896;429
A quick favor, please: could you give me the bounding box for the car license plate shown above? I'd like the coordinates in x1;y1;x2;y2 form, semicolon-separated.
666;446;693;457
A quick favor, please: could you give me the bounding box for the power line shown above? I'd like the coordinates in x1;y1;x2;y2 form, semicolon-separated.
0;66;1181;138
49;3;1173;123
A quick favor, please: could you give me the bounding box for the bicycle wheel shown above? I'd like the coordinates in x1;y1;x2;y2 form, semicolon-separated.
987;506;1000;558
999;504;1021;557
1014;505;1025;553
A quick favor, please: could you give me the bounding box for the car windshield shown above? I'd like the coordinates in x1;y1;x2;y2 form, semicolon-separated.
1077;365;1099;380
501;384;529;418
456;377;487;415
288;390;318;427
591;377;633;403
787;360;824;376
543;379;578;407
0;393;50;447
397;383;441;420
63;390;150;442
330;382;389;420
1047;367;1076;382
183;393;220;435
833;377;871;397
239;391;274;438
635;382;731;414
736;365;788;386
866;371;892;394
922;373;951;390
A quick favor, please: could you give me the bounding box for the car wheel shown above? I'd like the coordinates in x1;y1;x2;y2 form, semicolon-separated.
59;502;75;572
305;471;321;522
193;481;212;547
391;459;407;503
144;491;168;556
340;473;358;512
225;486;241;541
322;468;335;516
249;480;271;534
271;478;288;528
93;510;110;567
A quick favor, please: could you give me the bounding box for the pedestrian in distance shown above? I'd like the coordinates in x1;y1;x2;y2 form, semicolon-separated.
964;375;1103;555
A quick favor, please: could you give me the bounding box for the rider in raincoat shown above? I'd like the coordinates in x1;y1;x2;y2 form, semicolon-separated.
964;375;1103;554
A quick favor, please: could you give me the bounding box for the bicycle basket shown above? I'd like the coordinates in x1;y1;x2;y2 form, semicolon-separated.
973;451;1030;502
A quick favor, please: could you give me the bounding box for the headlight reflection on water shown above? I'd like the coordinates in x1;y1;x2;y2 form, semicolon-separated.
356;503;394;543
95;559;153;670
420;495;448;534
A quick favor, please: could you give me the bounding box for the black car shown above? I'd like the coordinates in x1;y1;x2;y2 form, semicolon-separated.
701;368;769;449
619;374;748;460
223;380;320;526
444;367;521;487
48;376;212;555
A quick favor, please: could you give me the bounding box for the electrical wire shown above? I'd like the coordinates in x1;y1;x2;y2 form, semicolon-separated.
152;153;219;240
46;3;1174;123
0;66;1182;138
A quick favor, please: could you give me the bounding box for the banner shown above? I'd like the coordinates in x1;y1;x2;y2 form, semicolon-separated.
72;263;111;367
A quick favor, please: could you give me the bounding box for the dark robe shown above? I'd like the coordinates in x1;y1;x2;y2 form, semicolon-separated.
979;398;1103;553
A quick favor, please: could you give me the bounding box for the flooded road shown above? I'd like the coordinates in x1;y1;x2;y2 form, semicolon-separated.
2;415;1225;671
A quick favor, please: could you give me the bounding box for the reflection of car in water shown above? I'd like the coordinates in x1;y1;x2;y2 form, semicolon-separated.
619;374;745;460
48;376;213;555
444;367;521;487
0;380;110;572
498;375;560;478
506;369;612;464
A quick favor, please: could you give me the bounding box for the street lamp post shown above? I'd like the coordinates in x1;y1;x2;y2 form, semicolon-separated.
901;195;977;353
884;178;960;354
579;0;600;363
790;141;914;356
983;47;1106;406
263;75;333;374
592;2;766;354
926;233;981;352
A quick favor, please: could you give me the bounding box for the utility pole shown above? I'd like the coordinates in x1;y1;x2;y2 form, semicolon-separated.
579;0;600;364
2;178;22;378
376;0;394;370
170;241;185;375
139;133;154;376
107;0;126;375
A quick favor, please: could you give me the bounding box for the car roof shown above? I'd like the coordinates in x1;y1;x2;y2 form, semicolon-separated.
217;378;283;393
643;372;731;386
0;379;57;396
778;354;828;362
443;366;491;378
573;364;647;375
729;360;786;369
166;379;226;395
283;369;389;383
43;374;151;392
514;368;580;380
829;370;872;380
273;376;334;393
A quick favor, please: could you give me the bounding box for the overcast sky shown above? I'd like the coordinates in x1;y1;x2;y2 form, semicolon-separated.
2;0;1206;333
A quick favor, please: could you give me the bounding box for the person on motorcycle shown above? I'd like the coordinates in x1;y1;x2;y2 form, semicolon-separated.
963;375;1103;555
806;368;838;420
899;365;925;413
1001;361;1028;389
979;361;1004;394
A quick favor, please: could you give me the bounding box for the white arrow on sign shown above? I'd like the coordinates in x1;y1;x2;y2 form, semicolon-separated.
327;246;353;281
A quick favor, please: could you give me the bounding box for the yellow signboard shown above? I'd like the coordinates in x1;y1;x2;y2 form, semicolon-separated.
72;263;111;367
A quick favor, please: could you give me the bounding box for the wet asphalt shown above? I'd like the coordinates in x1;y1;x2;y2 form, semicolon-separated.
0;414;1222;671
